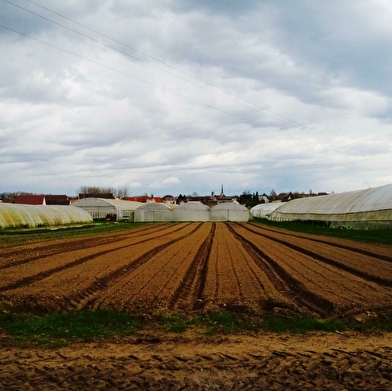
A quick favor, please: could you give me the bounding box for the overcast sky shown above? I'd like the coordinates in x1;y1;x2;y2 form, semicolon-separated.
1;0;392;197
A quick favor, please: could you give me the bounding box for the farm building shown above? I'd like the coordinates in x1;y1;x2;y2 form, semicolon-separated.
250;202;282;219
269;183;392;230
72;198;143;221
14;194;70;205
0;204;93;229
134;202;174;222
210;201;250;222
173;201;210;221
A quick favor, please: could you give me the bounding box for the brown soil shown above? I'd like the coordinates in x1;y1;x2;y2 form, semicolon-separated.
1;222;392;390
1;330;392;390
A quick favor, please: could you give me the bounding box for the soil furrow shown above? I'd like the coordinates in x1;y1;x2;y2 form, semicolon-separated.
1;222;392;318
230;223;392;315
0;223;179;269
0;224;192;293
90;223;213;314
242;223;392;286
170;223;215;312
74;223;204;311
227;224;329;316
248;222;392;262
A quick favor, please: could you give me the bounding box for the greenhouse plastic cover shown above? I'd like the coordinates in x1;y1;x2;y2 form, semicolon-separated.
210;201;250;222
250;202;282;219
269;183;392;229
0;204;93;229
134;201;250;222
173;201;210;221
134;202;174;222
72;198;143;219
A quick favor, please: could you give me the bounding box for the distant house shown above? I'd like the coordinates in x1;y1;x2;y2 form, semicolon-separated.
127;196;163;203
259;194;270;203
162;195;175;204
14;194;70;205
15;195;46;205
1;198;15;203
182;186;237;207
45;195;70;205
78;193;115;200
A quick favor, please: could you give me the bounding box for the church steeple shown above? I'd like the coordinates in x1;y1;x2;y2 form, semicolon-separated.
220;184;225;197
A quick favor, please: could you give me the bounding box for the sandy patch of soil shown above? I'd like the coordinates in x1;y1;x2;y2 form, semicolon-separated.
1;329;391;390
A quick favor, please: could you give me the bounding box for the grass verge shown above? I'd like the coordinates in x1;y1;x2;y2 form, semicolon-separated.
0;310;143;348
2;310;391;347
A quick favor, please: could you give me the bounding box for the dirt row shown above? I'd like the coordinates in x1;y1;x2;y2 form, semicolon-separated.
1;222;392;390
0;222;392;317
229;223;392;317
1;222;392;318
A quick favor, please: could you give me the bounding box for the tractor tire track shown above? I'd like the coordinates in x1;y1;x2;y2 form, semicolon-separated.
169;223;215;312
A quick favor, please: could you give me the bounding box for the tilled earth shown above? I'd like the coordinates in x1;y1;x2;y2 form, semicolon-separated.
1;222;392;389
1;330;392;390
1;222;392;317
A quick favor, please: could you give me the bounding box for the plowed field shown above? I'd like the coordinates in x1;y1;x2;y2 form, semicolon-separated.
1;222;392;318
1;222;392;390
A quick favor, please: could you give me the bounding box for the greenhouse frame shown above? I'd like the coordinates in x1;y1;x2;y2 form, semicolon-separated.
250;202;282;219
269;183;392;230
0;204;93;229
72;198;143;221
173;201;210;222
134;202;174;222
210;201;250;222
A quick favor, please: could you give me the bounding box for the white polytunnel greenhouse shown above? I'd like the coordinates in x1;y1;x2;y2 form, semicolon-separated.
210;201;250;222
134;202;174;222
72;198;143;221
269;183;392;230
250;202;283;219
0;204;93;229
173;201;210;222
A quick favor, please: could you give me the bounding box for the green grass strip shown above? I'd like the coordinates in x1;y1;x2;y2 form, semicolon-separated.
1;310;392;347
0;310;142;347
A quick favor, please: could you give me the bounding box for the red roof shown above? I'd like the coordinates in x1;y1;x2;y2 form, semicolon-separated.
14;195;70;205
15;195;45;205
127;196;163;203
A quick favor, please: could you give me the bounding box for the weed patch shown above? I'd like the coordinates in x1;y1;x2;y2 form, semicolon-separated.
0;310;142;347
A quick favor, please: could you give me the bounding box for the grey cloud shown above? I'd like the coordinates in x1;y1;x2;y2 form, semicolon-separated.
1;0;392;196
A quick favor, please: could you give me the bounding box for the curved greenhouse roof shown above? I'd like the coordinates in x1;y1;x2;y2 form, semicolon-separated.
134;202;174;222
269;183;392;229
0;204;93;229
250;202;282;219
72;198;143;220
173;201;210;221
210;201;250;222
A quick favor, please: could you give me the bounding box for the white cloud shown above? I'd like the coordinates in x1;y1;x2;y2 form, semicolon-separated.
1;0;392;197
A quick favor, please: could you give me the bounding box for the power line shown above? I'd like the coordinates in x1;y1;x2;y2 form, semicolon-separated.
4;0;319;132
2;0;340;145
0;23;274;130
